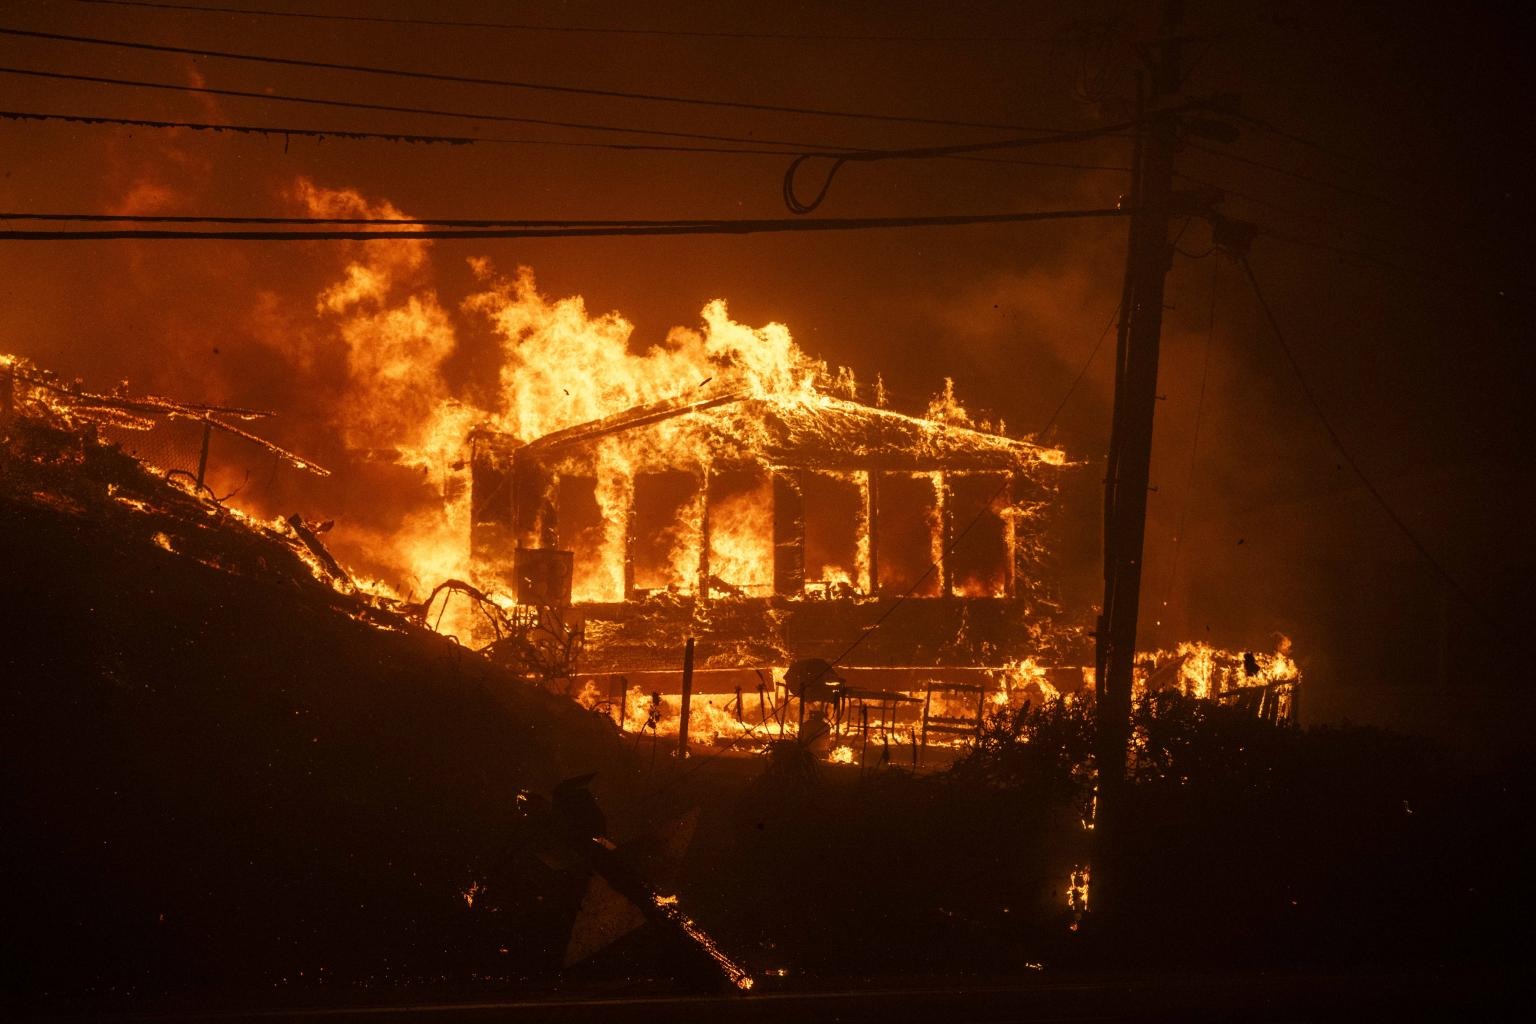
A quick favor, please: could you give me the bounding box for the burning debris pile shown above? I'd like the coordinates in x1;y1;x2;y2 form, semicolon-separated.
1;354;489;637
1;355;370;616
1135;639;1299;723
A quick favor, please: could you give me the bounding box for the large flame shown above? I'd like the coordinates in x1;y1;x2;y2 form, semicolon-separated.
88;181;1049;639
235;184;845;616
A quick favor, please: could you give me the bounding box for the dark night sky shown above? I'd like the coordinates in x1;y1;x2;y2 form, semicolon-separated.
2;0;1532;754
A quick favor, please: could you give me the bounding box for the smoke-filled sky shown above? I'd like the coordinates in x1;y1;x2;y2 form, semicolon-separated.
2;0;1532;754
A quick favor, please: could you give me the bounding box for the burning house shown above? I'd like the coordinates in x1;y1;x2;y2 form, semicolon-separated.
464;374;1092;745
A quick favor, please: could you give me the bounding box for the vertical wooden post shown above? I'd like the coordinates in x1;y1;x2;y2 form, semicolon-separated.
1003;473;1018;598
860;704;869;775
920;685;932;753
677;636;695;759
778;676;788;738
938;472;954;598
697;467;711;601
195;416;212;490
865;469;880;594
623;500;637;601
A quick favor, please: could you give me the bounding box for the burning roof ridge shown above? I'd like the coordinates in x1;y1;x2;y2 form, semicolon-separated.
787;392;1062;454
512;384;1068;466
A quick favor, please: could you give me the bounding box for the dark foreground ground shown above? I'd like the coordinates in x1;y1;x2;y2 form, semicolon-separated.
32;970;1522;1023
3;414;1531;1019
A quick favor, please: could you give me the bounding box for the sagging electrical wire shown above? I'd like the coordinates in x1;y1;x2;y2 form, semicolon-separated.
783;118;1139;213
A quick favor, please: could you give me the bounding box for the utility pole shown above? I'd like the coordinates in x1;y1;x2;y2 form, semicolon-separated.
1093;0;1185;929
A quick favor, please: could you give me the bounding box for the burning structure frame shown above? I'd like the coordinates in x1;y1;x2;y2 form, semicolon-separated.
466;385;1092;748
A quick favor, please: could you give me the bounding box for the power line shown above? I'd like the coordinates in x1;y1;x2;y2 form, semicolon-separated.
71;0;1048;45
1230;110;1437;189
1258;227;1444;279
1229;112;1352;163
0;64;851;151
0;205;1132;241
1175;171;1434;263
0;107;463;147
0;106;762;154
1190;124;1512;248
0;65;1136;178
2;25;1078;134
1256;225;1524;306
1184;139;1415;215
1;211;726;227
1038;301;1122;438
782;117;1139;212
1237;254;1516;648
1034;216;1196;437
0;106;1139;174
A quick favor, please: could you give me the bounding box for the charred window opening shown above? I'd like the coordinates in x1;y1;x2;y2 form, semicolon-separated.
705;465;774;597
874;471;942;597
555;473;613;601
946;472;1012;597
466;434;517;586
772;471;805;596
802;470;866;593
631;469;702;594
513;457;557;550
469;430;516;512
